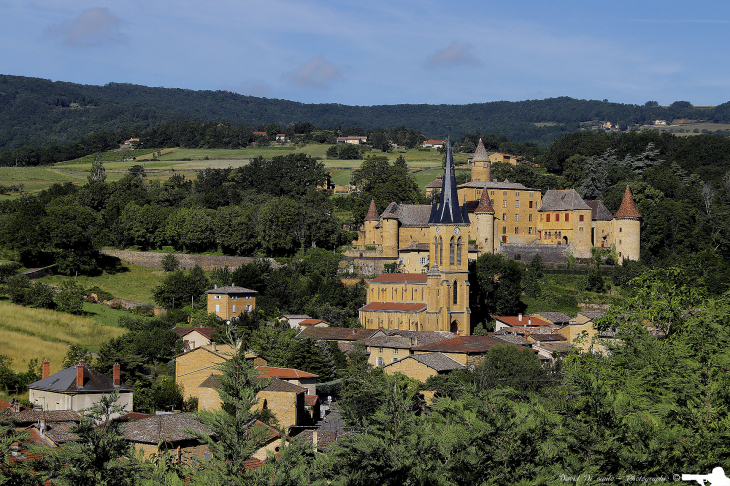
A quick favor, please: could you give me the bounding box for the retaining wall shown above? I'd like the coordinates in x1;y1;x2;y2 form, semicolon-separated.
101;250;279;271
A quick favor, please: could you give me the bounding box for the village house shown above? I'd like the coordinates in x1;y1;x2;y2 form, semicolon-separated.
173;326;216;350
382;352;466;382
493;314;551;331
296;318;331;329
206;285;257;320
122;413;214;465
295;327;385;354
27;360;133;418
336;136;367;144
410;335;516;368
363;330;454;367
280;314;311;328
422;139;444;148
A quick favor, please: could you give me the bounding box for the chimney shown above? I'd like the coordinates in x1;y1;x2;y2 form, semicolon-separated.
211;342;217;353
528;318;532;326
113;363;121;387
76;361;85;388
42;360;49;379
312;430;318;452
214;284;217;289
518;314;523;322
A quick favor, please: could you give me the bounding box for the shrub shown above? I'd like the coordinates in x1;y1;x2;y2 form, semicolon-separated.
161;253;180;272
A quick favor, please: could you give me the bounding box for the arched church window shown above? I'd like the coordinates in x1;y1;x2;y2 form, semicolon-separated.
453;281;458;305
439;236;443;267
450;237;455;266
457;237;463;266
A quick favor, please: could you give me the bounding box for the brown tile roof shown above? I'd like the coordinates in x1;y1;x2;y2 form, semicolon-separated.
256;366;318;380
364;200;379;221
494;315;551;327
119;412;155;421
364;335;412;348
613;186;642;219
399;242;430;252
577;311;606;322
205;286;257;295
472;138;490;162
122;413;213;444
379;203;433;227
538;342;572;354
585;200;613;221
426;175;443;188
528;334;567;342
199;374;222;388
359;302;427;313
492;333;532;346
37;421;79;444
494;325;561;336
296;327;382;341
370;273;428;284
304;395;319;406
474;187;495;214
538;189;591;211
12;410;81;425
532;312;572;325
411;335;510;354
173;326;216;339
387;330;456;346
298;318;330;327
388;352;466;372
261;379;307;394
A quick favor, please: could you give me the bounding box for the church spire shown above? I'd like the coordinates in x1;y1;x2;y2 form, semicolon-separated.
428;138;469;224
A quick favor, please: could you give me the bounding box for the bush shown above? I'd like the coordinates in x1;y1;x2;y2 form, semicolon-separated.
87;285;113;302
53;280;85;314
161;253;180;272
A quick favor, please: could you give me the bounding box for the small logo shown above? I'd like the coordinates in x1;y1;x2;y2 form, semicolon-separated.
682;467;730;485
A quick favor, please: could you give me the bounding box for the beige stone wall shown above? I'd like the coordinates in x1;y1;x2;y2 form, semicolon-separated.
198;386;222;411
612;218;640;263
28;389;132;418
592;220;613;248
383;358;437;382
254;390;300;429
471;162;490;183
557;323;608;354
100;250;279;271
459;187;542;245
537;208;592;257
361;309;427;330
400;250;430;273
368;282;428;303
367;346;411;368
253;439;283;461
412;350;472;366
183;330;212;349
134;442;212;465
176;350;226;403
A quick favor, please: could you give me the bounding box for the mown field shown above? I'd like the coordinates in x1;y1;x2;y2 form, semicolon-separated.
0;145;458;197
0;300;126;375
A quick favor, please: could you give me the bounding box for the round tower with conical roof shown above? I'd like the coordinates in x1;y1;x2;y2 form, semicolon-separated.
471;138;491;182
363;199;380;246
474;187;495;255
611;186;642;262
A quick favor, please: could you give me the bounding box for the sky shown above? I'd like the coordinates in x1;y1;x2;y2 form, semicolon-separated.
2;0;730;107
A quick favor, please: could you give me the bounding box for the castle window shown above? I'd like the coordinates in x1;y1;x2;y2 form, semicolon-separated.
502;226;506;234
620;227;622;232
502;213;507;221
394;348;398;355
529;201;533;208
529;214;533;222
515;227;519;234
503;191;507;196
502;200;507;208
450;237;455;266
491;191;495;195
529;192;534;197
528;227;533;235
579;215;584;222
579;227;583;232
565;213;569;222
546;214;550;222
555;214;560;221
516;192;520;196
515;200;520;208
515;214;519;222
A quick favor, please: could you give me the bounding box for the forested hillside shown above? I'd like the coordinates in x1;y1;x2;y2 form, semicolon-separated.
2;74;730;152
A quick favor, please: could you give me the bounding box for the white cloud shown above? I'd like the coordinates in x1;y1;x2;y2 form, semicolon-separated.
426;42;482;67
46;7;127;48
286;56;340;88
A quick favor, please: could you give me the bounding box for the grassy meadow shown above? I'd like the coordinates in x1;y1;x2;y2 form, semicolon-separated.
37;262;166;306
0;300;126;374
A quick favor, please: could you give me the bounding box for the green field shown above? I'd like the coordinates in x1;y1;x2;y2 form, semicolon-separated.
0;300;126;375
37;262;166;306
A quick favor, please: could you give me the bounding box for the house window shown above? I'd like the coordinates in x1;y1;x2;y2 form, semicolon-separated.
232;305;236;313
502;226;506;234
391;358;398;363
231;296;238;300
546;214;550;222
579;215;584;222
516;192;520;196
502;213;507;221
515;200;520;208
579;227;583;232
215;305;220;312
529;192;534;197
528;227;533;235
246;296;252;300
394;348;398;354
214;295;221;300
528;214;532;222
529;201;533;208
376;357;383;367
502;191;507;196
515;214;519;222
420;257;428;265
620;227;622;232
555;214;559;221
565;213;569;222
490;191;495;195
379;347;383;353
246;305;252;311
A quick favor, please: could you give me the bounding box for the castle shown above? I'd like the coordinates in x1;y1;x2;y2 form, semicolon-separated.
350;138;641;271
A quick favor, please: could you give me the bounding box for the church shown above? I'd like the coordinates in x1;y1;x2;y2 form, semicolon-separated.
354;138;641;335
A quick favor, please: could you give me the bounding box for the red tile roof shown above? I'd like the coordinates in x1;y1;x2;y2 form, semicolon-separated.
474;187;495;214
304;395;319;406
370;273;428;284
613;186;642;219
299;318;329;327
364;200;379;221
173;327;216;339
256;366;318;379
360;302;427;313
494;315;550;327
411;335;512;354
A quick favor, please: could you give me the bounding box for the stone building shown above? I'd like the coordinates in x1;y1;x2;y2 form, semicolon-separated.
206;285;257;320
349;138;641;264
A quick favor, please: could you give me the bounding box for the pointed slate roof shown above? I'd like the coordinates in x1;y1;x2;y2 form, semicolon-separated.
28;363;133;394
428;139;469;225
613;186;642;219
538;189;591;212
364;199;379;221
474;186;495;214
472;138;490;162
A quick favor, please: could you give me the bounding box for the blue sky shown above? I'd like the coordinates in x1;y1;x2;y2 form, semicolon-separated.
2;0;729;106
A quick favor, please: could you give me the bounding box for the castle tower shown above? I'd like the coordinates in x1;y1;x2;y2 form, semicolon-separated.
363;199;380;246
471;138;491;182
426;139;471;335
611;186;642;263
474;186;495;256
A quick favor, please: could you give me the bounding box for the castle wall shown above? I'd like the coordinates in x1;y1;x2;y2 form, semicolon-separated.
612;218;640;263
